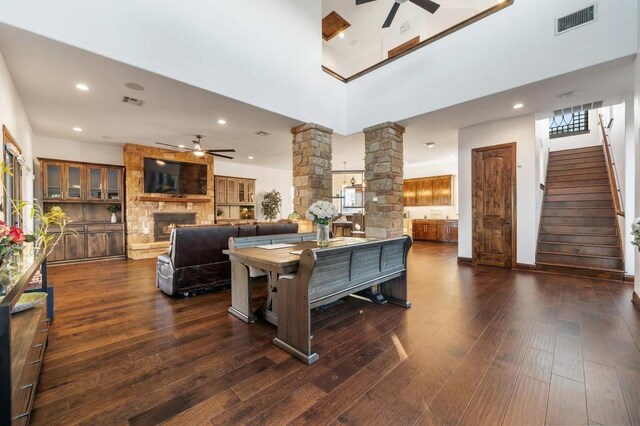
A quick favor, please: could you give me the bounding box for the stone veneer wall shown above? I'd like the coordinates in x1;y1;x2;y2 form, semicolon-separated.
124;144;215;259
292;123;333;232
363;122;405;239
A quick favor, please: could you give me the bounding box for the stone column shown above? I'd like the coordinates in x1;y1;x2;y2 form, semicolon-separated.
291;123;333;217
363;122;405;239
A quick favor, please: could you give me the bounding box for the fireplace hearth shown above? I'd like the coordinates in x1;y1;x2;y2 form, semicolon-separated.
153;212;197;241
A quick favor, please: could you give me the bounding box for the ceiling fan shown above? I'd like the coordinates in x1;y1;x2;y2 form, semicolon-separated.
356;0;441;28
155;135;235;159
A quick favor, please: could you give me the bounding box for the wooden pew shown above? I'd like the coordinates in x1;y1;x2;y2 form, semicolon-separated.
274;236;412;364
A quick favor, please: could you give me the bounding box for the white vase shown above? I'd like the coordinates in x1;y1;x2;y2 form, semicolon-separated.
111;213;117;223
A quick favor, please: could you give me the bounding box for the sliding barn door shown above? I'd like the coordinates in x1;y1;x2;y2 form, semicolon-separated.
472;143;516;268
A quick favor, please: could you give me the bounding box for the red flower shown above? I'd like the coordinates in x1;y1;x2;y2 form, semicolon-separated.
9;227;25;243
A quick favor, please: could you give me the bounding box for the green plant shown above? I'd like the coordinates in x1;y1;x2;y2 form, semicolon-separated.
261;190;282;221
2;163;75;258
107;204;121;213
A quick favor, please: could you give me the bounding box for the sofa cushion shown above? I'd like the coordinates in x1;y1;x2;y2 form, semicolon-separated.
238;225;258;237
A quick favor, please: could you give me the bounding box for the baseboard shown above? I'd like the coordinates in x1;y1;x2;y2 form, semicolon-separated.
624;274;634;283
633;291;640;311
457;257;473;265
516;263;537;271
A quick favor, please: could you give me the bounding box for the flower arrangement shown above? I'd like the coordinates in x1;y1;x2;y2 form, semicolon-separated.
632;217;640;251
305;200;338;225
0;220;35;259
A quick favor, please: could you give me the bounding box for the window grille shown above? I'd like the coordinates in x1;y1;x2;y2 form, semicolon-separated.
549;111;589;139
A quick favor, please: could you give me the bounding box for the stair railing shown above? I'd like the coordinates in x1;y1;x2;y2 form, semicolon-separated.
598;113;624;216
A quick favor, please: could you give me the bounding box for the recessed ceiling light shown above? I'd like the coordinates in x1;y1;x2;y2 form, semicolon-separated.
217;119;226;125
75;83;89;91
513;103;524;109
73;127;83;132
424;142;435;148
125;82;145;91
248;156;254;160
338;32;345;39
178;144;185;148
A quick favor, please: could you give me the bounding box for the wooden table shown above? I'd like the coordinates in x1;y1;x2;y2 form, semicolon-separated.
224;237;375;325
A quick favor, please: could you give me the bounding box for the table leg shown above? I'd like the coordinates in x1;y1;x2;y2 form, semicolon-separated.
227;261;257;323
258;271;279;326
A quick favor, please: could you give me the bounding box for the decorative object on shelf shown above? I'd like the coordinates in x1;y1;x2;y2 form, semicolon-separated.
216;208;225;218
240;207;252;220
107;204;122;223
287;212;302;223
261;190;282;221
10;291;47;314
632;217;640;252
306;200;338;247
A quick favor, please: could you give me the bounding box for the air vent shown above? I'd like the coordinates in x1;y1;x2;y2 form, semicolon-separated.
254;131;271;137
553;100;603;116
121;96;145;107
556;5;596;35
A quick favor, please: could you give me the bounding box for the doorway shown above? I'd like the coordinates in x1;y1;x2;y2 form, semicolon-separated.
472;142;516;268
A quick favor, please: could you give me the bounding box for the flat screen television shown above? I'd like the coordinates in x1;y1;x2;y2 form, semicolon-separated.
143;157;208;195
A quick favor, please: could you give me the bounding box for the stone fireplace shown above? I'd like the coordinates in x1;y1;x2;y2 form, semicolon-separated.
153;213;197;241
124;143;215;259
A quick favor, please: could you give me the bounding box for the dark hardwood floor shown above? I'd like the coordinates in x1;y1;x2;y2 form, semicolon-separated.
31;242;639;425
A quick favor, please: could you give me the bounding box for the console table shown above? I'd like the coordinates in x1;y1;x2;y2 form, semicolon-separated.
0;248;52;425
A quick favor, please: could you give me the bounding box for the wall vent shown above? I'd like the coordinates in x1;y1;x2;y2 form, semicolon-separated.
556;5;596;35
121;96;145;107
254;130;271;137
553;100;603;117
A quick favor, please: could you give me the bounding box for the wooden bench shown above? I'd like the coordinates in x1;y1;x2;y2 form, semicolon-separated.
227;232;316;323
273;236;412;364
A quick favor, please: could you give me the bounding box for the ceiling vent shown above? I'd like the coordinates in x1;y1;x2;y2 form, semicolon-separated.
254;130;271;137
553;100;603;116
556;5;596;35
121;96;145;107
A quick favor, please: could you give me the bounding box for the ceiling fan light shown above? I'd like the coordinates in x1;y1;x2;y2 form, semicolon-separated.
193;150;205;157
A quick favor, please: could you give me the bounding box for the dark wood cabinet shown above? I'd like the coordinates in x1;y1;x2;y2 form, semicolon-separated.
412;219;458;242
86;224;125;258
403;175;454;206
215;175;256;222
43;161;85;201
86;166;122;201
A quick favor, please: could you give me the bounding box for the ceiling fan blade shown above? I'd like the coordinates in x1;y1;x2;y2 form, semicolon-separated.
155;142;187;150
382;2;400;28
355;0;377;4
210;153;234;160
204;149;236;153
409;0;440;14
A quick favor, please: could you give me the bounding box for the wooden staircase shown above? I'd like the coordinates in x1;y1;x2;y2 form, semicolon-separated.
536;145;625;280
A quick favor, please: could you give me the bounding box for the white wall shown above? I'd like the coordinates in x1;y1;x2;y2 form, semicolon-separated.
214;160;293;222
458;114;536;265
634;53;640;288
621;96;636;276
0;0;347;134
346;0;638;134
0;50;34;229
33;136;124;166
404;158;458;219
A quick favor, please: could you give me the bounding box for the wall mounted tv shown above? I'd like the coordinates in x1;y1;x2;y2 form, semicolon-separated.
143;157;208;195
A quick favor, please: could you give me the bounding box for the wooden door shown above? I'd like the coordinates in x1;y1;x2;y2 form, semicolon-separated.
65;163;84;200
87;233;107;258
425;222;438;241
403;180;417;206
440;176;452;205
106;232;124;256
472;143;516;268
43;161;64;200
420;179;433;206
216;177;227;204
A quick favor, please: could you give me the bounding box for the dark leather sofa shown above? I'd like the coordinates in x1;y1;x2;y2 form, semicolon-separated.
156;222;298;296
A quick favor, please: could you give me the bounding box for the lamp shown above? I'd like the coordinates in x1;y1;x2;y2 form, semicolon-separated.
350;176;356;186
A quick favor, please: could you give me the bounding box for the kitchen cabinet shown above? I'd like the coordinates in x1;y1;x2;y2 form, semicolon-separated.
43;161;85;201
403;175;454;207
86;224;125;258
86;166;123;201
46;225;87;262
215;175;257;222
412;219;458;242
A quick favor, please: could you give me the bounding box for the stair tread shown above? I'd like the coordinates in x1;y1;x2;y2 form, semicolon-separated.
539;231;618;237
538;241;620;248
536;261;625;273
537;250;622;260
